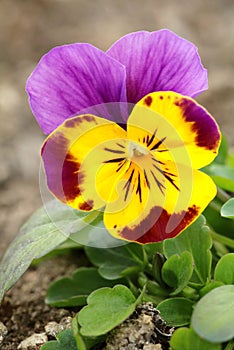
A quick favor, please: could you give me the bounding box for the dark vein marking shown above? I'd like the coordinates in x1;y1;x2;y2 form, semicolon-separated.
152;164;180;191
164;171;176;177
164;173;180;191
116;159;127;172
104;157;126;163
116;142;125;149
123;168;135;201
144;169;150;189
150;170;165;194
151;136;167;151
136;172;142;203
104;147;125;154
152;157;165;165
152;163;165;175
147;129;157;148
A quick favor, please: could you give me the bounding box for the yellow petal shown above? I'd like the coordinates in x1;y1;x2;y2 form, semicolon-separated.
103;152;167;242
104;159;216;243
41;114;127;211
128;91;221;169
138;168;217;243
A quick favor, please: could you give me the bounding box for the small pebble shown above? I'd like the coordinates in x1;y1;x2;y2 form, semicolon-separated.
59;316;72;329
45;316;72;338
105;303;173;350
143;344;162;350
0;321;8;344
45;321;64;338
17;332;48;349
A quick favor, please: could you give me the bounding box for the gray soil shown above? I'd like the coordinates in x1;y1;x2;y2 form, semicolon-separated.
0;0;233;348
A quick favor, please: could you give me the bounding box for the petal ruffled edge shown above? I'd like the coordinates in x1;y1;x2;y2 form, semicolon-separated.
26;43;127;134
107;29;208;103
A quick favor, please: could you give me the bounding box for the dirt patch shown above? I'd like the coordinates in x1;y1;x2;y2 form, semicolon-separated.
0;252;86;349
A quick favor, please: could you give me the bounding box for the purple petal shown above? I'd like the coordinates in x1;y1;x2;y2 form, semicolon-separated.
26;44;127;134
107;29;208;103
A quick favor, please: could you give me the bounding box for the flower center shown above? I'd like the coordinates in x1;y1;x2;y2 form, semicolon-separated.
128;141;149;158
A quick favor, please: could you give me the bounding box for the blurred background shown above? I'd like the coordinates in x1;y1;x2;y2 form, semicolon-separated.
0;0;233;256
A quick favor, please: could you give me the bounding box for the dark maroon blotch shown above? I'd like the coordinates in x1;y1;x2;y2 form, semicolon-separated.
62;153;81;201
65;119;77;128
174;98;220;151
79;200;94;211
120;205;199;243
83;115;97;123
65;115;96;127
144;96;153;106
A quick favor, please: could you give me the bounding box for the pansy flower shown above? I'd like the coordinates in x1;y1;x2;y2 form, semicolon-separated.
41;91;220;243
26;29;208;134
27;30;220;243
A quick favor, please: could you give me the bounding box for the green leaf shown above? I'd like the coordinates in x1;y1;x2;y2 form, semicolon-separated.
0;200;97;302
192;285;234;343
199;281;224;298
162;251;193;295
214;253;234;284
205;164;234;192
143;279;169;298
78;285;136;336
163;216;212;285
221;198;234;219
40;329;77;350
85;243;145;280
170;327;221;350
143;242;164;260
71;317;105;350
21;199;93;233
157;297;193;326
152;252;166;287
204;204;234;241
46;267;124;307
69;216;125;248
227;152;234;168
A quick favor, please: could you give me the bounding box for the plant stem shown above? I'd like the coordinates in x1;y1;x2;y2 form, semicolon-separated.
144;262;154;277
72;317;87;350
224;341;234;350
210;229;234;249
216;187;231;203
209;200;222;212
125;245;146;266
